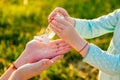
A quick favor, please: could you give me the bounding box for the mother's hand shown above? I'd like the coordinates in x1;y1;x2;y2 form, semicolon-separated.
9;55;63;80
14;39;71;68
25;39;71;62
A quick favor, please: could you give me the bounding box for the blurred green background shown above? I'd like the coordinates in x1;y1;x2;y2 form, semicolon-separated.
0;0;120;80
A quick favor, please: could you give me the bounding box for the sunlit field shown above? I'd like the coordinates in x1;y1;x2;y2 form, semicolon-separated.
0;0;120;80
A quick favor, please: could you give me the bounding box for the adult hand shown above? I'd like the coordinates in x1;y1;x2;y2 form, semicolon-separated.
14;39;71;68
9;55;63;80
48;7;74;27
0;39;71;80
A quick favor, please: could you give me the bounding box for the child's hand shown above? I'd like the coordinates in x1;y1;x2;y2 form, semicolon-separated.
48;7;74;27
50;15;86;54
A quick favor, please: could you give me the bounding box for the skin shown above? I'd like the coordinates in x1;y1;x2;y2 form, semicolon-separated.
48;7;90;57
0;39;71;80
48;7;74;25
8;55;63;80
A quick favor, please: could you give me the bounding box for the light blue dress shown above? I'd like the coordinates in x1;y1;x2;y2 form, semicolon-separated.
74;9;120;80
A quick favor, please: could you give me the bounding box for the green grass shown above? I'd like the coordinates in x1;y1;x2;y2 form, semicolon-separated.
0;0;120;80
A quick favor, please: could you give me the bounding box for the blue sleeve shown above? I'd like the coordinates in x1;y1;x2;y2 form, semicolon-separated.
83;44;120;75
74;9;120;39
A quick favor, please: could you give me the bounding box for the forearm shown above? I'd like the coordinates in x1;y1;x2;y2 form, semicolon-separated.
0;50;28;80
74;10;120;38
8;70;23;80
83;44;120;75
0;63;25;80
0;65;16;80
74;18;113;39
76;39;90;57
69;32;90;57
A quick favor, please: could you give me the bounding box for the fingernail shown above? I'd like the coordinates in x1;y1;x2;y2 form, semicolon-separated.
50;17;54;22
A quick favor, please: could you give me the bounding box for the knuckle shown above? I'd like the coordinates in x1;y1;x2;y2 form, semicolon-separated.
26;41;37;49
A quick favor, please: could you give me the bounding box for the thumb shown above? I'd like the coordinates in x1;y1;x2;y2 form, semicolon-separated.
50;55;63;63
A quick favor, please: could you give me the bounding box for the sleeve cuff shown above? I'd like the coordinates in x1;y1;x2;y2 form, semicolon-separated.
82;44;97;62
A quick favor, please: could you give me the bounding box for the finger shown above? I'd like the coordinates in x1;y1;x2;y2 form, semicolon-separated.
48;9;58;22
50;21;65;37
38;59;53;68
57;41;69;47
57;46;70;52
36;59;50;66
49;40;65;50
58;45;71;51
54;16;71;27
57;41;71;47
52;7;69;17
48;7;69;22
49;46;71;58
22;59;50;68
50;44;58;49
50;55;63;63
51;20;64;30
19;59;53;79
49;45;70;53
52;26;62;37
49;23;61;35
49;48;58;54
57;43;72;52
35;59;53;74
56;7;69;17
57;47;71;55
57;43;71;50
50;39;65;45
48;7;62;22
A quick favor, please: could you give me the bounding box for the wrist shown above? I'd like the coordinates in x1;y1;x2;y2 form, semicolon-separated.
14;58;28;69
71;35;85;51
14;50;30;68
14;52;29;68
8;70;23;80
78;42;90;57
70;17;75;27
73;36;90;57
